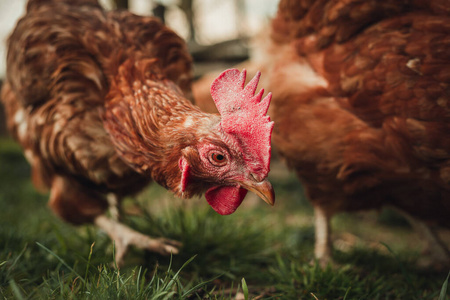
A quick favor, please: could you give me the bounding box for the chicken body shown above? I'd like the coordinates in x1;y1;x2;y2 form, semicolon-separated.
253;0;450;266
1;0;274;265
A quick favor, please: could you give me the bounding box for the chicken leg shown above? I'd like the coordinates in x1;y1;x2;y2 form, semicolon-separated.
94;215;182;266
49;176;181;266
314;206;332;267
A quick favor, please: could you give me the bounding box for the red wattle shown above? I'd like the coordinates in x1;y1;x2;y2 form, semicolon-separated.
205;185;248;215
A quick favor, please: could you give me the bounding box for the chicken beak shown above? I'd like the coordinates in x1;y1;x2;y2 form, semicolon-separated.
240;178;275;206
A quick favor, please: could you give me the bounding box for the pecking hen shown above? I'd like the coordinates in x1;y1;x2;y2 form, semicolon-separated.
193;0;450;267
1;0;274;265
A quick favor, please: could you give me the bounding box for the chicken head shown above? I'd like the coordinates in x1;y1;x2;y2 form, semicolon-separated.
178;69;275;215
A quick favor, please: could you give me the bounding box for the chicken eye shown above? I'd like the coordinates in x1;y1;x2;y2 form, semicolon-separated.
211;153;226;164
212;153;225;162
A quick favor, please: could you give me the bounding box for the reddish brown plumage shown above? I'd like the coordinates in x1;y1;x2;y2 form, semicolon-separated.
2;0;191;224
240;0;450;265
1;0;274;258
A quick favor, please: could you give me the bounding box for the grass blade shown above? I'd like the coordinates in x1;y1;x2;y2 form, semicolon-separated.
84;242;95;289
439;271;450;300
36;242;85;284
241;278;249;300
165;255;196;292
343;286;351;300
5;244;28;278
380;242;412;285
181;274;221;298
9;279;25;300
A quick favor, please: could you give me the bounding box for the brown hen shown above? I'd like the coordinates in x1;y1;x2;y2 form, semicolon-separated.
262;0;450;267
193;0;450;267
1;0;274;265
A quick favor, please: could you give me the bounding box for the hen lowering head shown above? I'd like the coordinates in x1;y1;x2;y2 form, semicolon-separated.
179;69;274;215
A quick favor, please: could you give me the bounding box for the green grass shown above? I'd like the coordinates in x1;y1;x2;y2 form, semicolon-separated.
0;136;449;299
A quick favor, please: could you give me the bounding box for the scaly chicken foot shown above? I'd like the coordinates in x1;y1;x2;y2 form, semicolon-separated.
94;215;182;266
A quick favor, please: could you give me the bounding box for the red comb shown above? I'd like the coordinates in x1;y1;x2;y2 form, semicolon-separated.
211;69;273;176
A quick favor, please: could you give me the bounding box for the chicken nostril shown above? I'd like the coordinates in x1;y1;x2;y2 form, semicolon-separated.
250;173;263;182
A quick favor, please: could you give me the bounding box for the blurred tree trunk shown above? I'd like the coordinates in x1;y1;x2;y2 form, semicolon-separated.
153;4;166;23
179;0;195;43
0;80;7;137
114;0;128;9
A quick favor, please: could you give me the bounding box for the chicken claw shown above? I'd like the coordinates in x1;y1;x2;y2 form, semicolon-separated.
94;215;182;266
